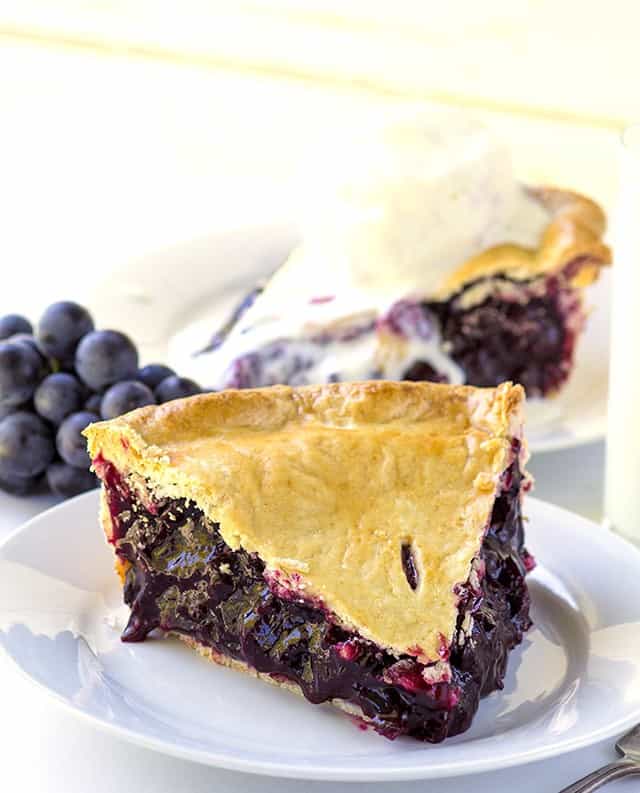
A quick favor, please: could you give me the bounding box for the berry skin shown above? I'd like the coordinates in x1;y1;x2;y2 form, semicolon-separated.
0;314;32;340
47;461;98;498
9;334;49;370
34;372;84;425
100;380;155;420
0;412;56;478
0;340;44;408
0;470;42;496
56;411;99;468
137;363;175;390
84;393;103;414
37;301;94;362
75;330;138;391
154;375;201;403
0;403;16;421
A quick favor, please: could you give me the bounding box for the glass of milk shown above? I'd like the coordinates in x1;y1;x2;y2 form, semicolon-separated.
605;125;640;544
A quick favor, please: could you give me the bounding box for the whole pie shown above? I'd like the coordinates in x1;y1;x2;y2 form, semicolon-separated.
85;380;534;741
187;118;611;398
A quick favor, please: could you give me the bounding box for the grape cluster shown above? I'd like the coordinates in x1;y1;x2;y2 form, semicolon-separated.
0;301;203;499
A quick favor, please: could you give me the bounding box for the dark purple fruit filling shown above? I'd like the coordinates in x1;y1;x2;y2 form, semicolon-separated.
197;286;264;356
97;454;531;742
210;275;582;395
402;361;449;384
427;276;582;396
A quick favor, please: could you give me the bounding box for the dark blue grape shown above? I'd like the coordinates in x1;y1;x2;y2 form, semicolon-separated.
154;375;201;403
0;411;55;478
37;301;94;362
0;469;43;496
0;403;16;421
84;393;103;414
0;314;32;340
75;330;138;391
34;372;84;425
137;363;175;390
56;411;99;468
100;380;155;420
9;334;51;384
0;340;44;407
47;461;98;498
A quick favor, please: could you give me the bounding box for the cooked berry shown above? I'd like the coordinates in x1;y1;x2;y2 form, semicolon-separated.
0;411;55;478
75;330;138;391
46;461;98;498
382;300;435;339
137;364;175;390
37;301;94;362
0;314;32;340
100;380;155;420
434;285;573;397
56;411;99;468
154;375;201;403
84;393;103;414
0;469;42;496
403;361;448;383
0;340;44;407
34;373;84;425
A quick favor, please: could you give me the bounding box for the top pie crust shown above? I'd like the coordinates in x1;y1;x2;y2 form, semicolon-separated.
438;187;611;299
85;380;527;661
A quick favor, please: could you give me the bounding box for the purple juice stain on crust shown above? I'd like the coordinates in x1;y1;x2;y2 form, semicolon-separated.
96;456;532;742
401;543;419;590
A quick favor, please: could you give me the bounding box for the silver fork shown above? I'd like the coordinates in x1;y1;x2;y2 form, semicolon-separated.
559;723;640;792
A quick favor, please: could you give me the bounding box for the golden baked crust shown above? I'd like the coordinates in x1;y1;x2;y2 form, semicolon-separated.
85;380;526;661
437;187;611;298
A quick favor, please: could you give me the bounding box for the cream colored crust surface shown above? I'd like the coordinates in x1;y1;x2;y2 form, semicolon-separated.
85;381;525;661
438;187;611;298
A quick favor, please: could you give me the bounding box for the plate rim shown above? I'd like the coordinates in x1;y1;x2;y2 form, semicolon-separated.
2;492;640;781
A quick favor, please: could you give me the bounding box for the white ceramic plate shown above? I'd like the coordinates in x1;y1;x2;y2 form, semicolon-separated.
89;225;611;455
1;493;639;781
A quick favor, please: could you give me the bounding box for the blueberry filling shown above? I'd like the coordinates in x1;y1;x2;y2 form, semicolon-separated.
402;361;449;384
427;276;582;396
97;454;531;742
208;273;583;396
197;286;264;356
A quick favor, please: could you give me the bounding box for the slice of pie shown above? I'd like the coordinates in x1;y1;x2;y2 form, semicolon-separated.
187;117;611;398
85;380;534;742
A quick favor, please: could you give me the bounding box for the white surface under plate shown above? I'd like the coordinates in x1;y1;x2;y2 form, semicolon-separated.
1;492;639;781
90;224;611;455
